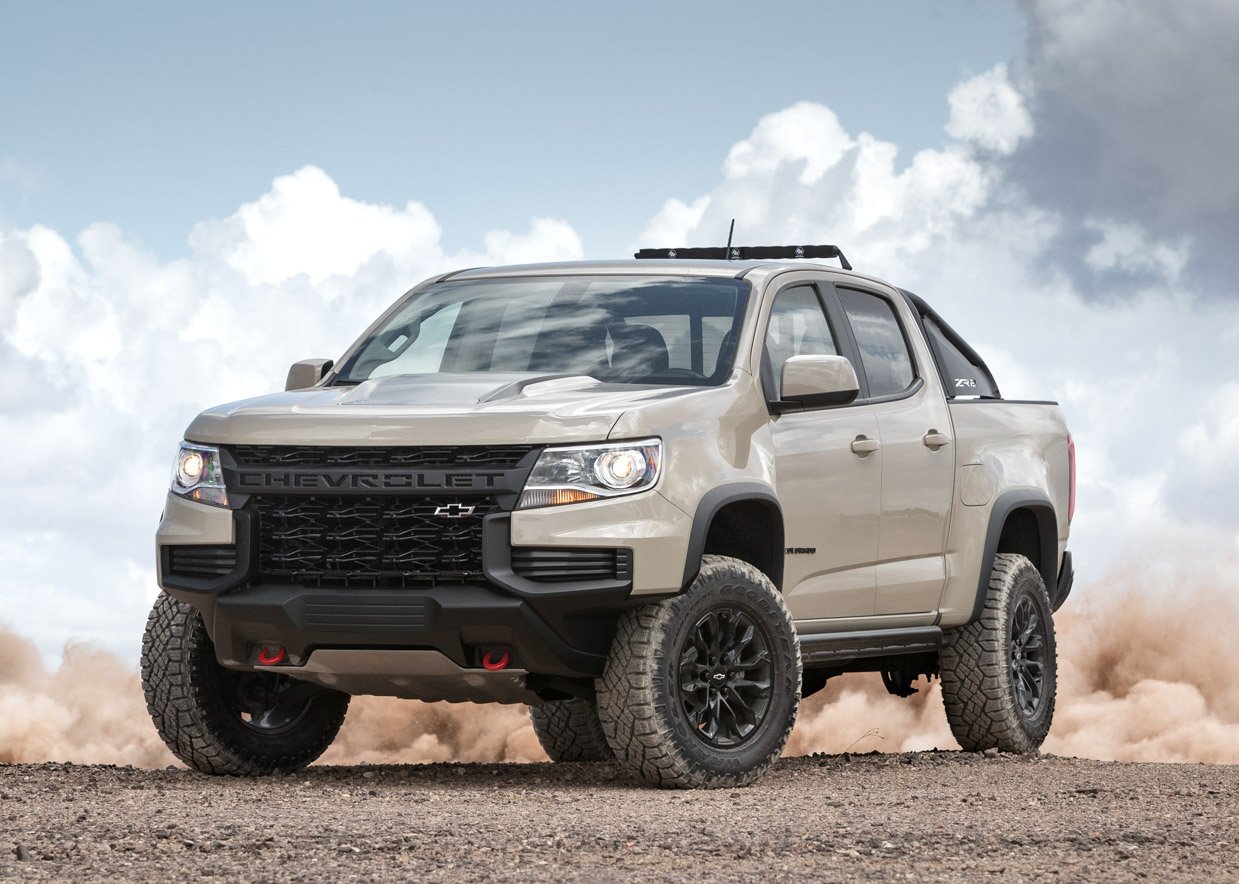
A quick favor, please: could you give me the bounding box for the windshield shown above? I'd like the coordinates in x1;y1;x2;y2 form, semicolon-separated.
335;275;750;386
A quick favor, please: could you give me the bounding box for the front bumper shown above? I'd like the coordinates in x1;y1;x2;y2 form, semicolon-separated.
156;493;676;687
204;580;627;679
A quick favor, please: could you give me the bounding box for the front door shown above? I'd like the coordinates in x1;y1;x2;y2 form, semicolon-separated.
764;283;882;622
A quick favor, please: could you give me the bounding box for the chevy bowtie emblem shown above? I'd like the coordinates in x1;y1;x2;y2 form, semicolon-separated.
434;503;476;518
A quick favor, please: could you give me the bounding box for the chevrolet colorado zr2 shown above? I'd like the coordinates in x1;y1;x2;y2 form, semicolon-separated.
142;243;1076;788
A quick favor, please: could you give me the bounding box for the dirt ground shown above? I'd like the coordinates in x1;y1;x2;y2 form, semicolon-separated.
2;752;1236;882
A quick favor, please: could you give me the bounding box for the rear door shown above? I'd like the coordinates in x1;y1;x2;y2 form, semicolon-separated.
762;279;881;621
831;285;954;616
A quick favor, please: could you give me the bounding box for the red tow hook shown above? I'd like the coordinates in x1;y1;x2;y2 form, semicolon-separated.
257;644;287;666
481;649;511;671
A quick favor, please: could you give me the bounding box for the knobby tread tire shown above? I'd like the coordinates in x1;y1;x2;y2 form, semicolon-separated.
529;699;614;762
595;555;801;789
141;593;349;776
940;553;1057;753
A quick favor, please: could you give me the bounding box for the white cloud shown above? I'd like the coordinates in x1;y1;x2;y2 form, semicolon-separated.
0;234;40;324
636;195;709;251
481;217;584;266
946;64;1033;155
723;102;854;186
189;165;444;287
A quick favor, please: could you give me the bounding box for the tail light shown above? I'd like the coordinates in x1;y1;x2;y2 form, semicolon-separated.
1068;435;1076;524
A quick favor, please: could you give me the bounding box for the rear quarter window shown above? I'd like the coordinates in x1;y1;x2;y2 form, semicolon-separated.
922;315;999;398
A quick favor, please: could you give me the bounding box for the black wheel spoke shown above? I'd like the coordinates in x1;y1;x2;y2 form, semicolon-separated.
1009;596;1049;720
676;606;774;749
733;648;770;670
226;672;322;734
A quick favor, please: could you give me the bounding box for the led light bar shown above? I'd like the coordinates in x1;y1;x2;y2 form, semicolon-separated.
634;244;852;270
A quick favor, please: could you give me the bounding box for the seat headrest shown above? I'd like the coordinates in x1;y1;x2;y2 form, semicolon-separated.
610;324;670;375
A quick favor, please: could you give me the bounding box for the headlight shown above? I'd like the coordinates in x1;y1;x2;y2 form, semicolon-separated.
170;442;228;507
517;439;661;509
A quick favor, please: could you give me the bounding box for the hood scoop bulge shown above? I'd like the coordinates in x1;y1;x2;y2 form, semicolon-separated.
335;373;600;407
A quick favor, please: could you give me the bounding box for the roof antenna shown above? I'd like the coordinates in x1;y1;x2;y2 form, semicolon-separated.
725;219;736;259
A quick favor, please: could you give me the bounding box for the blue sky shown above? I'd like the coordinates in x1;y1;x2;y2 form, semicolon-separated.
3;1;1239;664
0;1;1021;259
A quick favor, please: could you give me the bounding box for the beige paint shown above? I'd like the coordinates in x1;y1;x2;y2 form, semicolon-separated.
780;354;859;402
511;489;694;594
936;399;1071;627
155;494;234;586
960;464;996;506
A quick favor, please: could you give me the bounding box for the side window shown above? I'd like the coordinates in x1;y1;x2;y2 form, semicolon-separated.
837;288;915;397
763;285;838;399
922;315;998;398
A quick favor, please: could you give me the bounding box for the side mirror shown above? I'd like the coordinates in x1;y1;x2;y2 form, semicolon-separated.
778;355;859;410
286;358;334;391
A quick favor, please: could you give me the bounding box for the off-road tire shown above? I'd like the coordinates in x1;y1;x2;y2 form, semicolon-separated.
529;699;614;762
141;593;349;775
596;555;801;788
940;553;1057;753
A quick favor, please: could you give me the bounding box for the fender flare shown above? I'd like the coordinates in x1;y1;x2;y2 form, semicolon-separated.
969;490;1059;623
681;483;784;590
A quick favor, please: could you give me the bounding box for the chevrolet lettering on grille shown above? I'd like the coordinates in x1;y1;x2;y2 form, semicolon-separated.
233;470;506;492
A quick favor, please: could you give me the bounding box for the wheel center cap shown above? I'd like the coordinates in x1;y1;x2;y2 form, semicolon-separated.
711;671;727;684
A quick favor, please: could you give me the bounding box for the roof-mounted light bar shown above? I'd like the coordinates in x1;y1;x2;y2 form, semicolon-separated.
633;244;852;270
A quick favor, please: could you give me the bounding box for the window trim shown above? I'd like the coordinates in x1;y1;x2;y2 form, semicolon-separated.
826;283;925;406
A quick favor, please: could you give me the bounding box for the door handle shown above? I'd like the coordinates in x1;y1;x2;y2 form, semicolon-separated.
851;435;880;456
922;430;951;450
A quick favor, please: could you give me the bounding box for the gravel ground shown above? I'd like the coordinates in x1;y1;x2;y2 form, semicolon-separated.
2;753;1236;882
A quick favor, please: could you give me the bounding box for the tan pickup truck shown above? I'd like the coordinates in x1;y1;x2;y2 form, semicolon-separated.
143;244;1075;788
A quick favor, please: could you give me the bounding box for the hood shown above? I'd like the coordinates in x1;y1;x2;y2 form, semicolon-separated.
184;372;705;446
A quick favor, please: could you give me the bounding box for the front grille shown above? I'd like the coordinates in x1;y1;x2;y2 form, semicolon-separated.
248;495;499;588
167;545;238;579
229;445;536;469
511;548;633;583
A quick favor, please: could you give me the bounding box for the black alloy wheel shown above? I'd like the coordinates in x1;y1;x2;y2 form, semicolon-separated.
596;555;801;788
1010;596;1048;720
676;608;773;748
215;669;324;735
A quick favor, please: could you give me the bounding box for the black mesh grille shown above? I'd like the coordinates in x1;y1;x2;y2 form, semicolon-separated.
248;495;499;588
511;548;633;583
229;445;536;469
168;545;238;579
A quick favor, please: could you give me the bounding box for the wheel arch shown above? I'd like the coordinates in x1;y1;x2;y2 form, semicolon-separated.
682;484;784;591
968;491;1058;623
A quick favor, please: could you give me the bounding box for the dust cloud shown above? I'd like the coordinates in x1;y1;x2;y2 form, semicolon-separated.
0;632;174;767
788;580;1239;764
3;578;1237;768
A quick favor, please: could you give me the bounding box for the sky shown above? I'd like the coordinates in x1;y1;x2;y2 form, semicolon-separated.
2;0;1239;663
